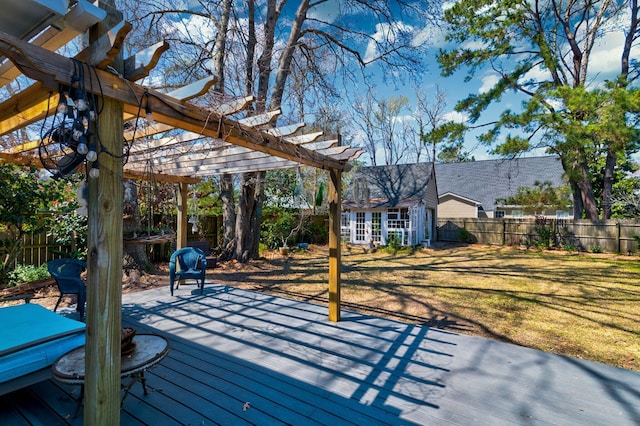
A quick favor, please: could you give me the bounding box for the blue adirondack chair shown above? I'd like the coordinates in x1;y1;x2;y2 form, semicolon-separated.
169;247;207;296
47;258;87;318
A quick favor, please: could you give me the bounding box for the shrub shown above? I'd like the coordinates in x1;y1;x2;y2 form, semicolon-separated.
299;221;328;245
534;224;554;249
387;232;402;250
459;228;476;243
533;216;554;249
6;264;50;287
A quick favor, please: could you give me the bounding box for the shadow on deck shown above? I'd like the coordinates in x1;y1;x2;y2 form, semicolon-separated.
1;284;639;425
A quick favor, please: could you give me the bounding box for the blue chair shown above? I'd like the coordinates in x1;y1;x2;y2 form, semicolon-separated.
169;247;207;296
47;258;87;318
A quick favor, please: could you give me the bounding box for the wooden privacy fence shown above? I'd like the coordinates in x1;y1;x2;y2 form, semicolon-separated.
0;231;67;269
437;217;640;254
2;215;224;269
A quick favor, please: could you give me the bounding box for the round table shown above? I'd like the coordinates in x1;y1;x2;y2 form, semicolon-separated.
52;334;169;415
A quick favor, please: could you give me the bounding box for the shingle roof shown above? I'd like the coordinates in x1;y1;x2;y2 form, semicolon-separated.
344;163;434;208
434;156;566;212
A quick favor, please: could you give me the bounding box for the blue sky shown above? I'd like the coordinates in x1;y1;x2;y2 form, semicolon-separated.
163;0;637;164
301;0;638;163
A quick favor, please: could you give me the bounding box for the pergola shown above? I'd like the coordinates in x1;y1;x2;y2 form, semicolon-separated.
0;1;360;423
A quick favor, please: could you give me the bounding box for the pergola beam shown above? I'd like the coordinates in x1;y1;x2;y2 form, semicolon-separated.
0;29;351;170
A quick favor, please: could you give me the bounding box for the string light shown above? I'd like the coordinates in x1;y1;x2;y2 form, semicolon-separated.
40;61;101;180
89;161;100;179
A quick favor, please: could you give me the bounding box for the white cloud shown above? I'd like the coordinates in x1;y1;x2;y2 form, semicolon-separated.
163;14;215;44
364;21;413;63
412;25;446;48
521;63;551;84
395;114;416;125
443;110;469;123
479;74;499;93
462;40;487;50
442;1;457;11
589;28;626;76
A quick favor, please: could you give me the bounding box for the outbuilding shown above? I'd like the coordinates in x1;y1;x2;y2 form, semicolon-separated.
342;163;438;247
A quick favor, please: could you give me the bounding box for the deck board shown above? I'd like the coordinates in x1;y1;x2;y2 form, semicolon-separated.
2;284;639;425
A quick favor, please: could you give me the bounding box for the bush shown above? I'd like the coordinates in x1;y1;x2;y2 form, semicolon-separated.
6;264;50;287
459;228;476;243
534;224;554;249
387;232;402;250
260;207;297;249
300;221;328;245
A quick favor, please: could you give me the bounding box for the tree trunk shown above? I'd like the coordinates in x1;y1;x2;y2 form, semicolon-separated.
602;148;616;219
255;0;280;111
251;171;266;259
577;161;600;220
235;172;259;262
219;173;236;261
212;0;237;261
571;181;583;219
245;0;256;97
122;180;153;272
231;0;278;263
270;0;309;109
212;0;232;93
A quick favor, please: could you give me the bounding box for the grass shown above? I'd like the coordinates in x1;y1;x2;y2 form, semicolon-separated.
212;243;640;371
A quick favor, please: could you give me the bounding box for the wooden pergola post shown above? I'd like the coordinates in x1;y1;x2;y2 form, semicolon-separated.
85;1;124;423
328;167;342;322
177;182;189;249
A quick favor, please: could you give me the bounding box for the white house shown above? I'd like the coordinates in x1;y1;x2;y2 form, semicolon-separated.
342;163;438;247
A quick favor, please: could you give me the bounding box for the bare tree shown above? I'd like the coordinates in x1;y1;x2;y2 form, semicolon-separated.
118;0;434;261
415;85;447;163
353;92;411;165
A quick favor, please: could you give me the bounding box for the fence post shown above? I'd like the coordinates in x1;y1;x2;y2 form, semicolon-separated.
617;222;621;254
502;219;506;245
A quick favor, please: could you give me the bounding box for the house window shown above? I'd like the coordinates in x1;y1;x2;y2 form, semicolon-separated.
371;211;382;243
387;208;408;229
355;212;366;242
341;212;350;240
495;210;505;218
511;210;523;218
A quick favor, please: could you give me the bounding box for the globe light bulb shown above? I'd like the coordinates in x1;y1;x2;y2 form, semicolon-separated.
75;98;88;112
77;142;88;155
86;150;98;162
72;128;83;142
89;166;100;179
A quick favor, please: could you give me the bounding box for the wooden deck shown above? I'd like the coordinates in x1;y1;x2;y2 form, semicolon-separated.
2;284;639;425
